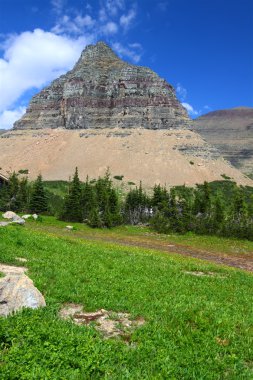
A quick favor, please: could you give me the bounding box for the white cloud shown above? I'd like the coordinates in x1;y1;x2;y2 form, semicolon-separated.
112;42;141;63
99;7;108;22
182;102;199;116
105;0;125;16
120;9;136;30
0;28;92;113
51;0;65;14
101;21;118;35
176;83;187;101
0;107;26;129
52;14;95;35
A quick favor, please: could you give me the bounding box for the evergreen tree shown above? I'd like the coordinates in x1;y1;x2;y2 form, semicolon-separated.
61;168;82;222
211;194;225;233
124;182;151;224
88;206;102;228
81;177;97;221
0;183;10;211
152;184;169;210
16;177;29;212
8;172;20;211
29;174;48;214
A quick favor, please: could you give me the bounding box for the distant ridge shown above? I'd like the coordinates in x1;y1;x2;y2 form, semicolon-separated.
194;107;253;177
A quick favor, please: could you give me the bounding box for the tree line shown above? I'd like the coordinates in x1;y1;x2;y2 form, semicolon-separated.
0;169;253;240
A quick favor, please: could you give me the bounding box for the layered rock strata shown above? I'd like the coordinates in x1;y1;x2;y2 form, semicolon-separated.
14;42;189;131
194;107;253;177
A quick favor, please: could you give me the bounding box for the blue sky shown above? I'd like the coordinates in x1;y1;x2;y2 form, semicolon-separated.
0;0;252;128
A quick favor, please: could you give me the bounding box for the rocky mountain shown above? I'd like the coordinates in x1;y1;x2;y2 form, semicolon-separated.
194;107;253;178
0;42;251;187
14;41;189;131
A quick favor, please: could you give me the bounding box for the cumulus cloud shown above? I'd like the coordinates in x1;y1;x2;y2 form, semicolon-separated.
112;42;141;63
0;29;92;113
0;107;26;129
182;102;199;116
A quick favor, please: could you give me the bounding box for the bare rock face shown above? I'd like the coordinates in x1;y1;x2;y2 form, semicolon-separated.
194;107;253;177
0;264;46;317
14;41;189;131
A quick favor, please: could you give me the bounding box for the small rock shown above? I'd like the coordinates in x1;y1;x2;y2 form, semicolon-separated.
2;211;18;220
11;218;25;225
66;225;74;230
0;221;9;227
22;214;32;219
16;257;28;263
32;214;38;220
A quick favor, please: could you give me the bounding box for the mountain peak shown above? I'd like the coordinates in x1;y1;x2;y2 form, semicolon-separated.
14;40;190;131
78;41;121;65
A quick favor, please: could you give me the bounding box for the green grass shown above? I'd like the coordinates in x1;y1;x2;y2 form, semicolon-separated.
28;215;253;255
0;224;253;379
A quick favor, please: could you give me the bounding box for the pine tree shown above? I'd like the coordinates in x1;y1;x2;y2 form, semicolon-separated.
61;168;82;222
29;174;48;214
16;177;29;212
81;177;97;220
8;172;20;211
88;206;102;228
0;183;10;211
211;194;225;233
152;184;169;210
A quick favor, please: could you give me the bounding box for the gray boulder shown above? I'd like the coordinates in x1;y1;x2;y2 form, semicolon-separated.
0;264;46;317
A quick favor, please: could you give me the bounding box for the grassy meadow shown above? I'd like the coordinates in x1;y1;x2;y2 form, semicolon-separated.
0;220;253;379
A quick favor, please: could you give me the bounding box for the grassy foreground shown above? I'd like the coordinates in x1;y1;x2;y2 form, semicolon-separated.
0;223;253;379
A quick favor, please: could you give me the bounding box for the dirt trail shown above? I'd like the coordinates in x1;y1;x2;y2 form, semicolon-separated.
29;224;253;273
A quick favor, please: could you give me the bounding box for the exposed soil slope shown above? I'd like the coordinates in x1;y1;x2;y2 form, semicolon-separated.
0;128;251;187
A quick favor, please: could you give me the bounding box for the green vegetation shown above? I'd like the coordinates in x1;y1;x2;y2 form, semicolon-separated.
1;170;253;240
221;174;232;180
0;223;253;379
113;175;124;180
29;174;48;214
18;169;29;174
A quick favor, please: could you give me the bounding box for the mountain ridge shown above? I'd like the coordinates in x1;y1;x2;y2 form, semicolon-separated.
194;107;253;177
